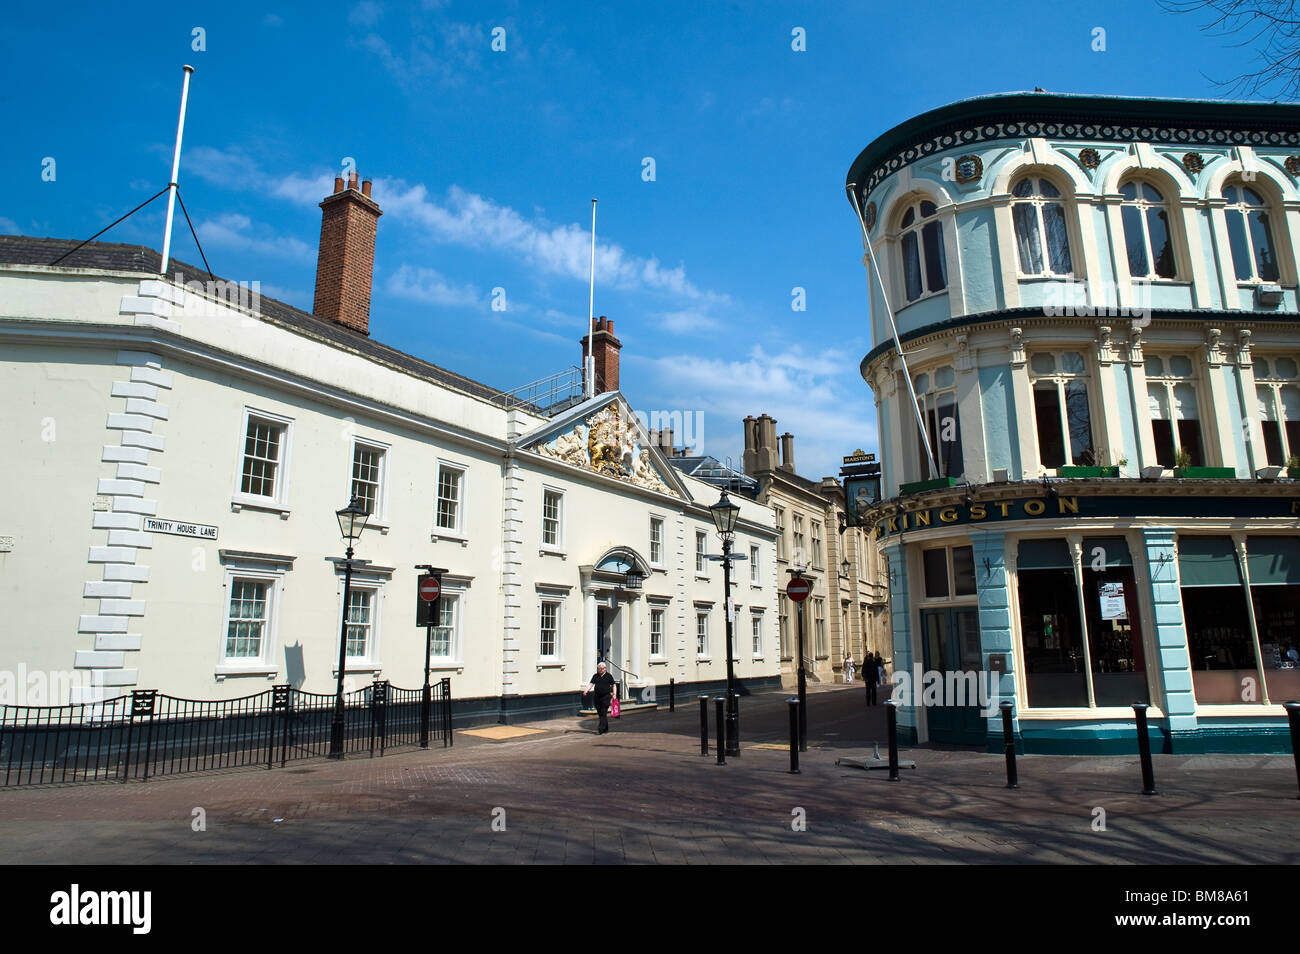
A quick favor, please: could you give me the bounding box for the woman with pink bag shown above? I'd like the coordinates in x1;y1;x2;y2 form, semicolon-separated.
585;661;617;735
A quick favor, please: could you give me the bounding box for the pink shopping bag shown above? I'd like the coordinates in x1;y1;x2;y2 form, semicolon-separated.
611;696;621;718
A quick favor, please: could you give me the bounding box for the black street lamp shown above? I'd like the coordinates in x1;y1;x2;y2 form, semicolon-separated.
330;495;370;759
709;490;741;756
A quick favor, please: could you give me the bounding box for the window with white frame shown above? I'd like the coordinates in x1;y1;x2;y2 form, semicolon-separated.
350;440;386;519
912;367;963;479
1119;180;1176;280
1254;356;1300;466
779;595;790;659
343;588;376;661
811;522;823;569
792;514;806;567
695;531;708;574
750;544;760;583
1223;181;1280;283
696;610;709;657
540;598;562;658
542;489;564;549
1146;354;1204;468
813;598;827;657
1011;176;1073;277
898;199;947;301
922;545;977;600
217;553;290;673
1029;351;1096;469
226;579;270;661
650;517;665;566
431;595;458;660
774;507;787;561
435;463;464;534
650;607;665;657
238;410;292;504
751;611;763;657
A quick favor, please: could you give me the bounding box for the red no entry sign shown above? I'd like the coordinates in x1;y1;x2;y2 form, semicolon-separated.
786;577;811;603
418;576;441;601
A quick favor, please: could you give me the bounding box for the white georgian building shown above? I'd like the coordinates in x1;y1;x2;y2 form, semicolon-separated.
0;174;780;722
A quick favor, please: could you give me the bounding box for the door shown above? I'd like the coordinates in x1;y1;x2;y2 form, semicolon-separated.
597;604;623;698
920;607;987;745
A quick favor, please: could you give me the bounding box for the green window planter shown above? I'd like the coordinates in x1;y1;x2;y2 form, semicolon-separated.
1289;467;1300;479
898;476;958;495
1059;466;1119;478
1173;466;1235;479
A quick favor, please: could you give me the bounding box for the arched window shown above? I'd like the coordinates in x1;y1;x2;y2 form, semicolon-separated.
898;199;946;302
1119;180;1175;279
1011;177;1073;277
1223;182;1279;282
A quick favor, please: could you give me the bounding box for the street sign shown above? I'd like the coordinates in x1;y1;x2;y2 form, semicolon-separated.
417;573;443;628
786;577;811;603
418;576;441;601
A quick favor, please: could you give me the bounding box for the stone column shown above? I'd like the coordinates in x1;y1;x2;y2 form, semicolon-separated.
583;590;597;679
627;595;642;690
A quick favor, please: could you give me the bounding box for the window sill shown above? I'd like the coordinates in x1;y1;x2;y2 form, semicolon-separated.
230;497;290;519
431;531;468;546
696;656;712;663
215;665;278;679
900;289;949;307
1018;706;1166;719
648;657;669;665
695;574;711;582
331;664;383;677
366;521;391;535
428;662;464;674
536;660;565;671
539;547;566;559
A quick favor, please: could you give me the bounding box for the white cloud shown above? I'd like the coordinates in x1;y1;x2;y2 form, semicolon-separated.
348;2;383;27
198;213;315;262
386;264;481;308
637;345;875;479
0;216;20;234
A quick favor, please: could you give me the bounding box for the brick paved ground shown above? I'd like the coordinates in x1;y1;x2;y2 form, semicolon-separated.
2;683;1297;864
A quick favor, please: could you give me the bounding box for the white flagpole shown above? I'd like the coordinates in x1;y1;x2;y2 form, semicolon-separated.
586;198;597;398
160;65;194;278
847;183;939;480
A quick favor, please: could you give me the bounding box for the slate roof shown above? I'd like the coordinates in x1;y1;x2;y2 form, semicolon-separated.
0;234;512;406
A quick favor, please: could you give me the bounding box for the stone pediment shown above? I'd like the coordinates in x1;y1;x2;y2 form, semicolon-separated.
523;397;683;499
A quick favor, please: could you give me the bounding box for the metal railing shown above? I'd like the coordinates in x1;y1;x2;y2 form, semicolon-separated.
494;365;602;417
0;678;452;787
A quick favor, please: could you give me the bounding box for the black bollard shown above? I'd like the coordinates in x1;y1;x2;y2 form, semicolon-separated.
699;694;709;756
1133;703;1157;796
886;700;900;782
715;697;727;765
1000;701;1019;789
1284;702;1300;800
669;678;676;713
788;698;801;774
731;690;741;757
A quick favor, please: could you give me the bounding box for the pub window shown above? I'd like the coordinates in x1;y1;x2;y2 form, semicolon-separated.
1223;182;1279;283
1011;176;1073;277
1145;354;1204;467
921;544;975;600
1119;180;1176;280
1180;535;1300;704
912;366;963;480
1254;356;1300;466
1029;351;1095;469
898;199;947;302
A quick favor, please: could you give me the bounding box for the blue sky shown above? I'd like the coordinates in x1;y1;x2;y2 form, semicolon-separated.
0;0;1271;479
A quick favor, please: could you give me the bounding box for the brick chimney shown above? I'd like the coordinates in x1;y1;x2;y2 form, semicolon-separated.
313;171;382;335
581;316;622;393
754;414;779;471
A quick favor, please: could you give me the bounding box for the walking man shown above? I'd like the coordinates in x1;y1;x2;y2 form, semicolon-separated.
867;651;879;705
586;661;617;735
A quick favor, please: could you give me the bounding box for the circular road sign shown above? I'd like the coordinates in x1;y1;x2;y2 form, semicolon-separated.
418;576;442;601
786;577;811;603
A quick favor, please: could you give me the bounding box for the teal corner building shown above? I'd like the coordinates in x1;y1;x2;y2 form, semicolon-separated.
849;92;1300;754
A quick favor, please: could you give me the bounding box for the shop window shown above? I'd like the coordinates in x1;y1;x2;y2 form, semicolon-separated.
1029;352;1095;469
1119;180;1176;280
1079;537;1147;707
1017;539;1088;707
1011;176;1073;277
1223;182;1279;283
898;199;947;302
1146;355;1204;467
1179;536;1257;704
1254;356;1300;466
922;545;975;599
1246;536;1300;701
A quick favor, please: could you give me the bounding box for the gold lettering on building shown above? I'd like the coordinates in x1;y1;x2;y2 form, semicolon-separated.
1024;499;1045;516
1058;496;1080;515
914;510;931;527
939;507;958;523
996;501;1012;517
969;503;986;520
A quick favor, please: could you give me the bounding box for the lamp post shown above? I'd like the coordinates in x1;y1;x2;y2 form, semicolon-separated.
709;490;741;756
330;495;370;759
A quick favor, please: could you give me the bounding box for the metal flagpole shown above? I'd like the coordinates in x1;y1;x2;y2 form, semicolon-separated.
847;182;939;479
585;198;597;398
160;65;195;278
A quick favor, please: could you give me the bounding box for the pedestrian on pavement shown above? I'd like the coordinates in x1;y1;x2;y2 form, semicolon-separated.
876;654;886;696
844;651;855;684
866;651;878;705
586;661;617;735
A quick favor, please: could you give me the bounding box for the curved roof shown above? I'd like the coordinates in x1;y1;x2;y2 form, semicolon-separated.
844;91;1300;205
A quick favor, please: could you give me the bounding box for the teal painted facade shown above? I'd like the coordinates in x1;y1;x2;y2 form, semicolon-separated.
856;93;1300;754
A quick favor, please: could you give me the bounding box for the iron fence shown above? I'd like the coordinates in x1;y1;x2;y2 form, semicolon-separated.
0;677;452;787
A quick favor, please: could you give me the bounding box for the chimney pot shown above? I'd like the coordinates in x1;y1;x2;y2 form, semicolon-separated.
361;179;372;197
314;171;383;336
333;176;344;194
347;171;359;191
